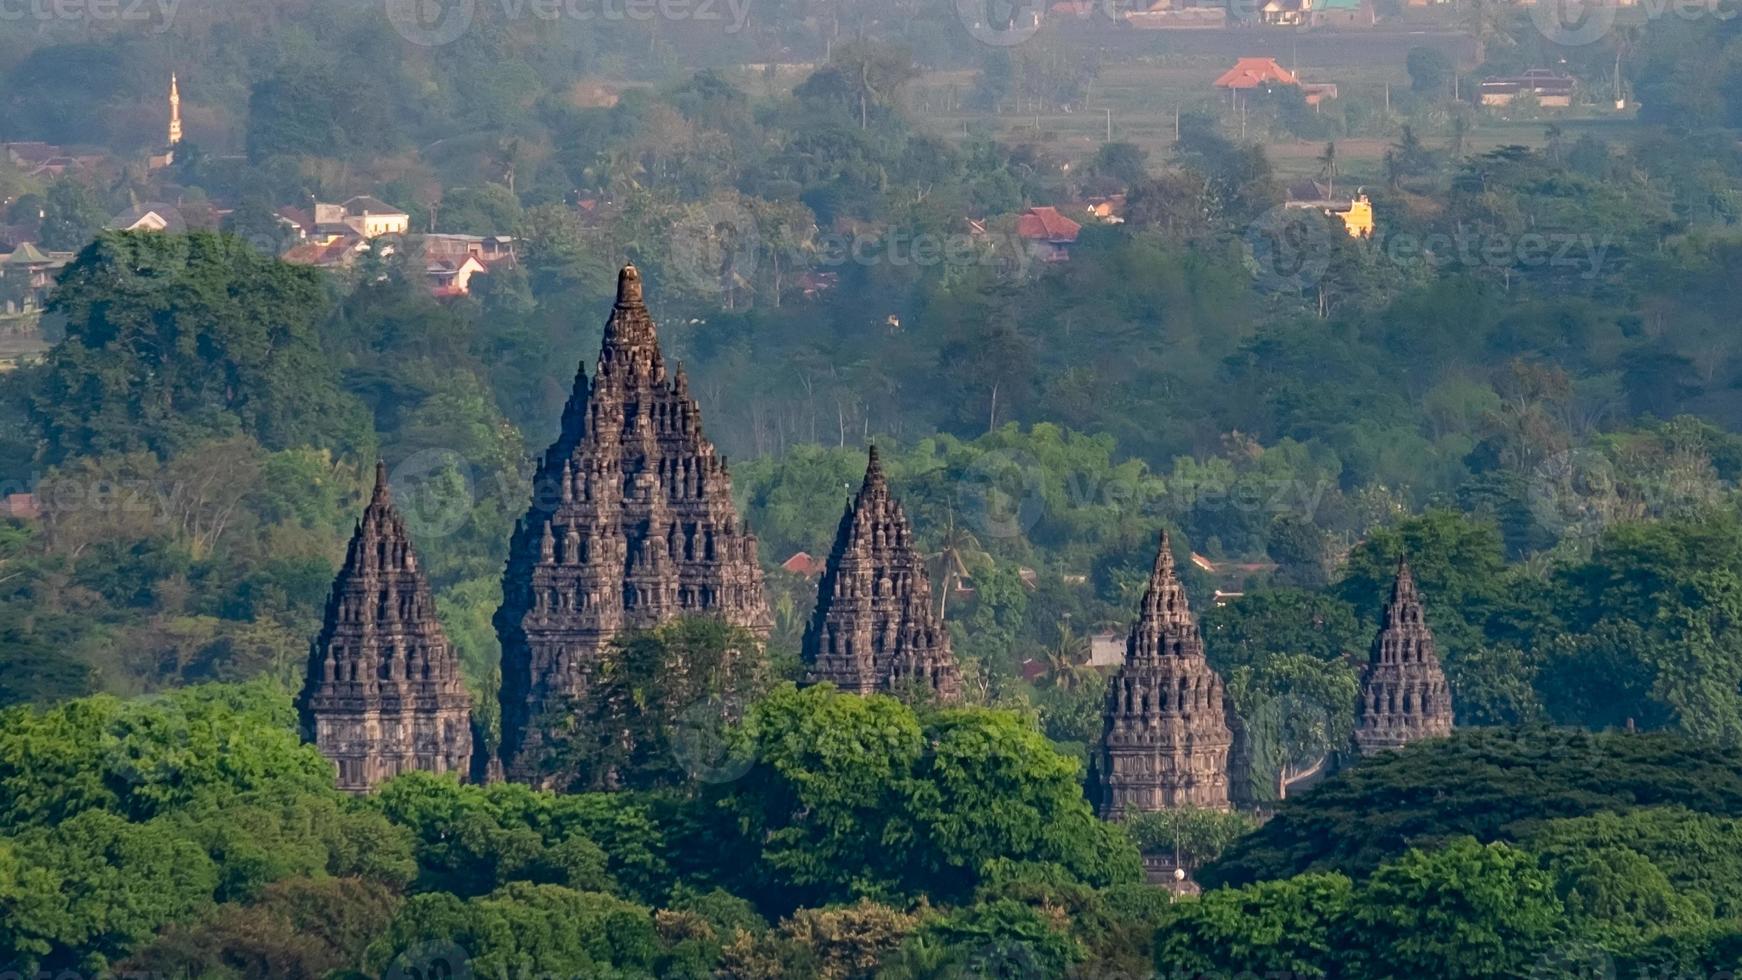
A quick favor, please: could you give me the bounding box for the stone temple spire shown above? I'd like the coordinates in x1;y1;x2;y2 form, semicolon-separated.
299;461;474;793
1354;557;1453;754
496;264;772;785
1091;530;1233;817
804;446;961;703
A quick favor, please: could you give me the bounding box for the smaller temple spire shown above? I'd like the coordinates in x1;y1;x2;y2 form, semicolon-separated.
1092;528;1233;817
1354;556;1454;754
804;445;960;702
300;468;474;792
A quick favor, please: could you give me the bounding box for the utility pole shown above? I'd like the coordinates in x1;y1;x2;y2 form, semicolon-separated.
1104;107;1112;142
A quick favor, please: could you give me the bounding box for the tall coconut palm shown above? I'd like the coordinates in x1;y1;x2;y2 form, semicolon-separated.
925;509;987;621
1040;622;1095;691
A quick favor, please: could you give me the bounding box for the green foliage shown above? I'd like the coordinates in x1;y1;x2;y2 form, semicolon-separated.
705;685;1139;913
372;771;671;903
1344;838;1565;980
1123;806;1260;868
123;876;403;980
1203;727;1742;888
0;682;333;831
0;810;220;972
1155;872;1353;979
36;179;107;252
365;883;659;979
34;232;369;464
542;618;769;792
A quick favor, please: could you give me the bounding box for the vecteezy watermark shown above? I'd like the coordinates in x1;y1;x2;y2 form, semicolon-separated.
1241;209;1614;293
816;229;1036;276
956;0;1046;45
953;452;1333;542
386;0;752;46
389;449;477;540
382;940;474;980
1384;229;1612;279
1527;940;1616;979
667;199;761;300
1533;0;1738;47
667;694;756;783
957;448;1048;541
0;0;178;28
1245;205;1334;294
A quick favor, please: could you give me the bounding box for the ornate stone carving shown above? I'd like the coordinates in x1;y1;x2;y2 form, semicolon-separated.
299;462;474;793
1354;558;1454;754
496;265;772;784
1091;531;1233;817
804;446;961;702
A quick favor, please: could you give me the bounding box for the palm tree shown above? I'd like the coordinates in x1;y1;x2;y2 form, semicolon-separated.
1040;622;1095;691
925;509;986;621
1318;141;1338;197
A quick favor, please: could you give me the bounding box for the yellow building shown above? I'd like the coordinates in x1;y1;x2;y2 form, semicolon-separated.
1282;191;1374;239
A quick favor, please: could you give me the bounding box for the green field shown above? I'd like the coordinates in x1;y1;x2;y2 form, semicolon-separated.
907;37;1646;184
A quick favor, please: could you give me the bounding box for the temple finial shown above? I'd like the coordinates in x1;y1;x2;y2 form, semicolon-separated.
617;263;643;306
372;460;391;504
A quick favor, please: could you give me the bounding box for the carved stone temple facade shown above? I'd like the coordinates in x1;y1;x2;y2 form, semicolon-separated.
803;446;962;702
297;265;1456;805
494;265;772;784
1353;558;1454;754
1091;532;1234;817
299;463;475;793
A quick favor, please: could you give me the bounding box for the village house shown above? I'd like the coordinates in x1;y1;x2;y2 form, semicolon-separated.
1122;0;1228;28
1082;195;1126;224
1015;206;1081;263
426;255;488;298
1284;180;1376;239
1479;69;1575;108
108;204;186;234
0;243;71;315
294;196;412;241
2;142;103;180
1213;57;1338;106
421;234;516;297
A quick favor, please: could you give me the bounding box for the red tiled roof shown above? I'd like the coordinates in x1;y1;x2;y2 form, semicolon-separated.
1213;57;1299;89
1015;206;1081;243
781;551;827;576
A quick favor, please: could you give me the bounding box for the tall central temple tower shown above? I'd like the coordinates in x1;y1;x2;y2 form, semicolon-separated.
1091;531;1233;817
496;265;772;784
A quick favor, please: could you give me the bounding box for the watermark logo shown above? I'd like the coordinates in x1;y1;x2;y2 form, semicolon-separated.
957;448;1047;540
387;0;752;45
386;0;477;46
1530;0;1619;45
668;694;756;783
964;940;1048;979
0;0;180;29
1244;205;1333;294
1527;940;1616;979
1528;447;1620;542
389;449;476;540
667;199;761;300
383;940;474;980
957;0;1046;46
